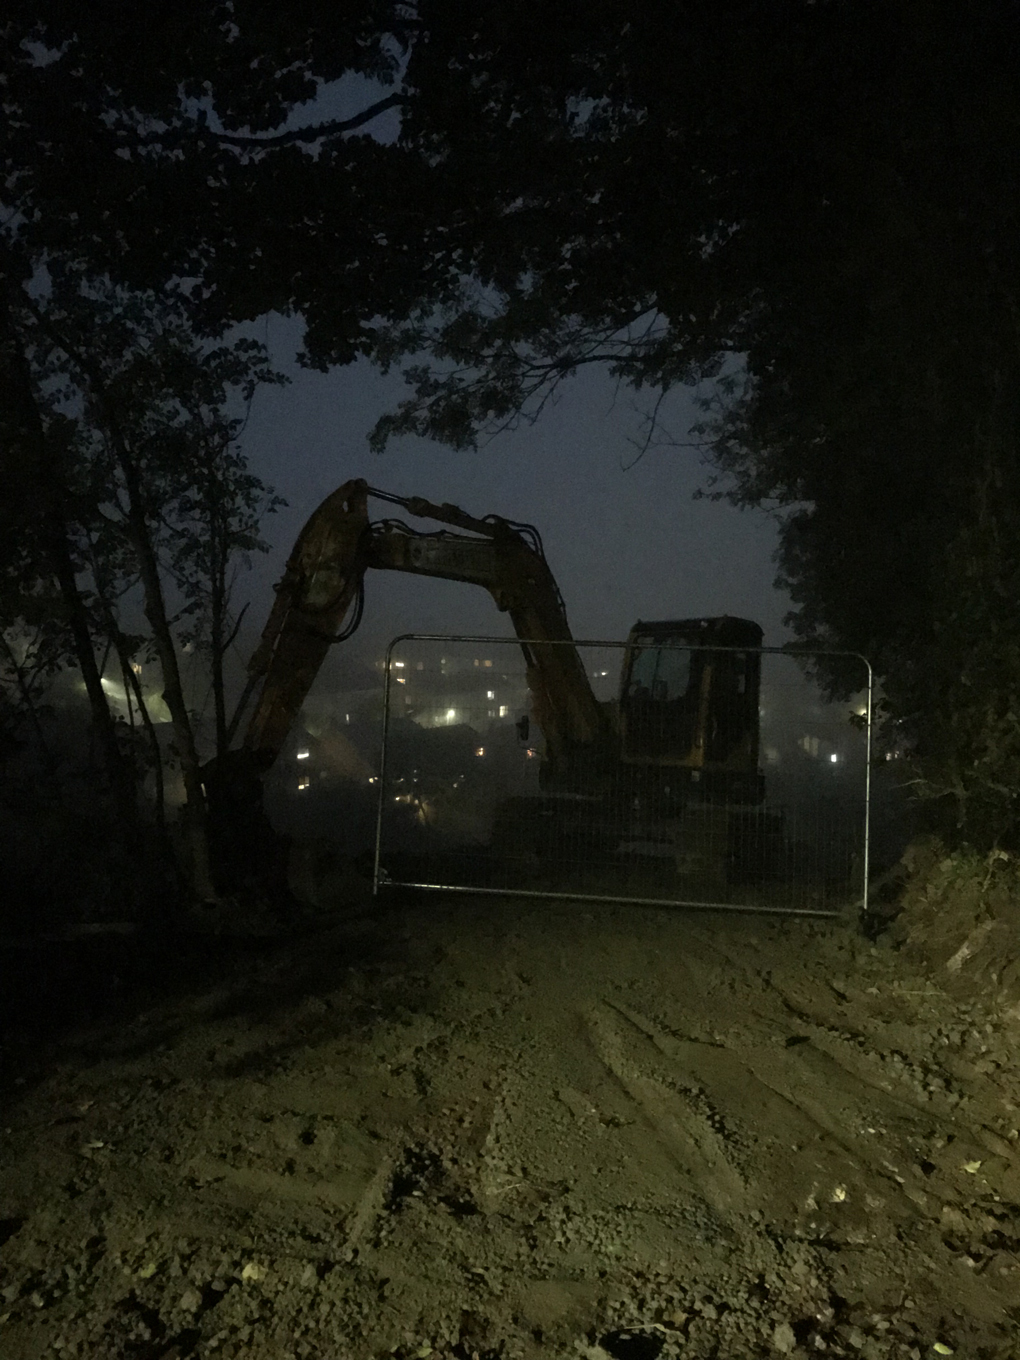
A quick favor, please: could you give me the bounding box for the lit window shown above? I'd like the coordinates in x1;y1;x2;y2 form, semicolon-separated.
297;776;310;791
829;752;839;764
396;677;406;684
474;659;480;667
486;690;495;700
475;746;485;757
345;713;350;723
484;660;493;668
446;708;457;722
131;662;143;675
296;749;310;760
499;705;509;718
393;660;405;668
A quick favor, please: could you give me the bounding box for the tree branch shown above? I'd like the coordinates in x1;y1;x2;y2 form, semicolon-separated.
222;601;249;655
133;92;406;151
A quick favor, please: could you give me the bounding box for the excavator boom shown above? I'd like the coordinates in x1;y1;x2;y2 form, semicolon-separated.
241;480;609;772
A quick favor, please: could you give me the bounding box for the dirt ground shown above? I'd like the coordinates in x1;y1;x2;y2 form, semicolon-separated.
2;875;1019;1359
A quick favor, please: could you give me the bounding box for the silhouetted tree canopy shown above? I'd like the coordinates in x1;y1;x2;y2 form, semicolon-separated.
385;1;1020;847
4;2;1020;846
2;2;432;352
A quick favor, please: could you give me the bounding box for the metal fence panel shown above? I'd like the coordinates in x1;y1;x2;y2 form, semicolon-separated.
372;635;871;918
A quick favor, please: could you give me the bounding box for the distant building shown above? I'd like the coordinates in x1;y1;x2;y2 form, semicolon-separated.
379;654;529;730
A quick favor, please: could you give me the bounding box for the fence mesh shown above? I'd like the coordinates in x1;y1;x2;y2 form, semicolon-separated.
369;635;871;917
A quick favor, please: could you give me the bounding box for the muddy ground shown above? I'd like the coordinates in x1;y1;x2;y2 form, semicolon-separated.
1;873;1019;1359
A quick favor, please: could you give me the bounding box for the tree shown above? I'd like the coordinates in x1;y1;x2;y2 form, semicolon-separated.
1;2;424;901
1;4;433;342
0;590;66;773
6;270;285;896
359;2;1019;848
5;2;1019;849
166;430;285;761
0;300;139;822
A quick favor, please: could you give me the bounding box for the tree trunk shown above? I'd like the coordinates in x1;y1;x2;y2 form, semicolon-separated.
0;304;136;825
209;515;228;758
122;488;216;899
126;661;166;832
0;630;59;783
9;288;212;898
91;562;168;834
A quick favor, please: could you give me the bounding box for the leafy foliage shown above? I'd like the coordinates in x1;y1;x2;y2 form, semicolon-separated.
2;3;436;349
14;271;286;666
370;2;1020;849
4;2;1020;853
26;273;285;625
2;270;287;899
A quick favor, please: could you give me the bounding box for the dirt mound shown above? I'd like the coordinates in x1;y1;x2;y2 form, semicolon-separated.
883;838;1020;1014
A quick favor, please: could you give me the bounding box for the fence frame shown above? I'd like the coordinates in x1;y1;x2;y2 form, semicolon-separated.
372;633;873;919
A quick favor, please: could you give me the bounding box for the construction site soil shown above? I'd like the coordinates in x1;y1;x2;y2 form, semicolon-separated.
2;847;1019;1359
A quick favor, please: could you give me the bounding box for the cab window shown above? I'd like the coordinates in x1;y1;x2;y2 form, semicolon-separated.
627;643;692;701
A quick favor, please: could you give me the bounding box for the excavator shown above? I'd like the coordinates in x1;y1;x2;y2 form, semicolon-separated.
212;479;768;889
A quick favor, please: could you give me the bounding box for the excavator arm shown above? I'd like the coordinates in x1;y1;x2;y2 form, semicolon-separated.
241;479;610;773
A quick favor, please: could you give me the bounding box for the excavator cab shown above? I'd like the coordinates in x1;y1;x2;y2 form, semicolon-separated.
618;617;764;805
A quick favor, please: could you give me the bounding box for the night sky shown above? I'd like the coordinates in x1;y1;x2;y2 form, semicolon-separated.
239;315;792;673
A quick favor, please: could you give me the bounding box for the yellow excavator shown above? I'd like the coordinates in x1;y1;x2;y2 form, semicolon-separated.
241;480;609;781
209;479;767;890
201;478;772;892
205;484;772;897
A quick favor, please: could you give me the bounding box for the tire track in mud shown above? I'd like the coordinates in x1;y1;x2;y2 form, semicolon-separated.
581;1002;750;1218
2;903;1019;1358
590;997;939;1238
594;931;1020;1234
399;905;1020;1351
